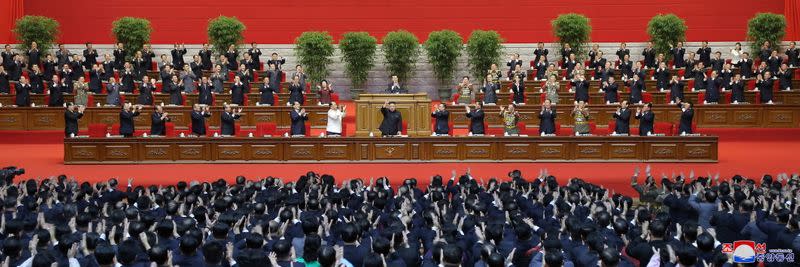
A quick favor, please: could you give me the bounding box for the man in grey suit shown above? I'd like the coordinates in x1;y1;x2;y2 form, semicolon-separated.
106;77;122;106
688;181;720;229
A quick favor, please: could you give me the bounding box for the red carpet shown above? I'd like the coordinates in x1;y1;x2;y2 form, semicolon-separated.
0;128;798;196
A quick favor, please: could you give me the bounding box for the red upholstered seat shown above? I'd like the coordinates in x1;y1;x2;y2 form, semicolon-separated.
304;124;311;136
555;123;561;136
151;61;158;71
87;94;95;107
754;92;761;104
540;93;546;103
772;80;780;92
331;93;340;103
252;72;259;82
9;84;15;94
642;92;652;103
88;124;108;137
155;83;163;93
654;122;673;135
272;95;278;105
227;72;235;81
119;94;126;105
608;120;616;134
588;122;596;134
452;93;460;103
164;122;175;137
234;123;242;136
111;124;121;135
697;92;705;104
401;121;408;135
677;69;685;77
256;122;277;136
529;60;536;68
724;92;732;104
341;123;348;136
686;80;694;90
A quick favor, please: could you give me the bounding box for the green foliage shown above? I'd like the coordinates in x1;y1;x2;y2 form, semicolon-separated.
13;16;60;51
466;30;504;80
647;14;687;60
339;32;377;89
747;13;786;53
294;31;335;85
424;30;463;84
111;17;152;57
207;16;246;55
382;30;420;83
551;14;591;59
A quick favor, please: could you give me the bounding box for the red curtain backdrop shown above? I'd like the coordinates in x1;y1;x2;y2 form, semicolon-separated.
787;0;800;40
0;0;24;43
23;0;784;44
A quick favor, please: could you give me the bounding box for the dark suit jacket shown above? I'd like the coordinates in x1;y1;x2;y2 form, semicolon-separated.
466;109;485;134
150;112;170;135
387;83;406;94
221;112;241;135
379;107;402;136
290;109;308;135
191;111;211;135
431;110;449;134
119;110;140;135
64;110;83;136
538;109;557;134
678;107;694;134
636;111;655;136
613;108;631;134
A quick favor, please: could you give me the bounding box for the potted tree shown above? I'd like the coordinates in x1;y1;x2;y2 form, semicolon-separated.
207;16;246;55
12;15;59;51
466;30;503;83
339;32;377;98
111;17;152;58
382;30;420;88
647;14;687;60
294;31;335;86
747;13;786;53
424;30;463;100
551;13;591;60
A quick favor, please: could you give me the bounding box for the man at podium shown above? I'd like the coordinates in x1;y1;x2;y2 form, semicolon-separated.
379;100;403;136
386;75;406;94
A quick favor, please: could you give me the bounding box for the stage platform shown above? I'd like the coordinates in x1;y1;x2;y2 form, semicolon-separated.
63;135;718;164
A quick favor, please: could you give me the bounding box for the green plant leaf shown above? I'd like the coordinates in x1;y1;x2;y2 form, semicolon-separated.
111;17;152;59
339;32;377;89
747;13;786;53
207;16;246;55
466;30;504;80
551;14;592;59
13;15;60;51
294;31;335;85
647;14;687;60
424;30;463;85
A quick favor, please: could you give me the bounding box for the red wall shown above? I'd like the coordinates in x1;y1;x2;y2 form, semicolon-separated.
22;0;785;44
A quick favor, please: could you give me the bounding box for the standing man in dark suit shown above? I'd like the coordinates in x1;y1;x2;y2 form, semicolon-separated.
171;44;187;70
570;75;589;104
676;99;694;134
386;75;405;94
465;103;485;135
248;43;262;70
737;52;754;79
191;104;212;136
670;42;686;68
150;105;170;136
538;99;556;135
1;45;16;72
642;42;656;68
625;74;645;104
697;41;711;66
190;55;204;80
113;42;126;70
55;44;70;66
221;104;243;136
289;102;308;136
635;103;655;136
533;43;548;63
379;100;402;136
267;53;286;71
704;70;722;104
64;103;85;137
83;43;98;70
199;44;213;70
431;103;450;135
506;53;523;78
25;42;41;70
613;101;631;135
197;77;214;106
119;103;142;137
615;42;630;62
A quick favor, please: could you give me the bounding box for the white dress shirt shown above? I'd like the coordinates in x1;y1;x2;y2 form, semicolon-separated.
326;109;344;133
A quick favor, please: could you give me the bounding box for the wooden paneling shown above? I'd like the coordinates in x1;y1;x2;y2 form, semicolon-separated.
64;136;717;164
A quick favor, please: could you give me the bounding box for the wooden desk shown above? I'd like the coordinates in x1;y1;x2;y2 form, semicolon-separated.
63;136;718;164
0;106;330;131
447;104;800;128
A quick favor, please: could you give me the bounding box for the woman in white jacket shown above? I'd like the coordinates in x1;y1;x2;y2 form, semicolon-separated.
326;102;346;136
730;42;743;65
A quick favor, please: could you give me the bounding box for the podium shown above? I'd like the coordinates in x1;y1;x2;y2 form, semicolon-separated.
355;93;432;136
